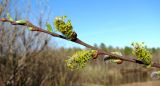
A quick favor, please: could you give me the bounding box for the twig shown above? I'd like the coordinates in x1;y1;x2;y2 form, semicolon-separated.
0;18;160;68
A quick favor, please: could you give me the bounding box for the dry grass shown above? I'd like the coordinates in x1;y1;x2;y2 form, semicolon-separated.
121;80;160;86
83;80;160;86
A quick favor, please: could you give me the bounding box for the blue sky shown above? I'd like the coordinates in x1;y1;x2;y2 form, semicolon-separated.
14;0;160;48
49;0;160;48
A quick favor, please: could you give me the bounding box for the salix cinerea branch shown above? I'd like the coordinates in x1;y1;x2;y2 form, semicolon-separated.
0;15;160;71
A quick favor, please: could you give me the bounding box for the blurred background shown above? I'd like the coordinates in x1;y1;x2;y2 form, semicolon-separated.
0;0;160;86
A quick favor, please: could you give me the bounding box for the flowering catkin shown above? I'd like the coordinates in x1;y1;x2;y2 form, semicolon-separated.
132;42;152;66
54;16;77;40
65;50;97;70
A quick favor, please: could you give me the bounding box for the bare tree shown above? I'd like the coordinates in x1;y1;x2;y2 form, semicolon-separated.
0;0;51;86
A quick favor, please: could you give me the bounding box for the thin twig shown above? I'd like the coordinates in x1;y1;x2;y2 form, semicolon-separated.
0;18;160;68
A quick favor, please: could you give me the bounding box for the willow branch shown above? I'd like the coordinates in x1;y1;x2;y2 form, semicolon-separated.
0;18;160;68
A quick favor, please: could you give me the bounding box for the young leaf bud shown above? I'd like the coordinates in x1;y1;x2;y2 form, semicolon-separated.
7;13;13;21
28;27;33;31
46;22;53;32
16;20;27;25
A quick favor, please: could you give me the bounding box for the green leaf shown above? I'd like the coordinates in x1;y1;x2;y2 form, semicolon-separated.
7;13;13;21
46;22;53;32
16;20;26;24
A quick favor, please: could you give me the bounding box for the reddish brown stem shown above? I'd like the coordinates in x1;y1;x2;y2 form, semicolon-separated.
0;18;160;68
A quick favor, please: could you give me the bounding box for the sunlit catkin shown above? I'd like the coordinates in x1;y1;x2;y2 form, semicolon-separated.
65;50;97;70
54;16;77;41
132;42;152;67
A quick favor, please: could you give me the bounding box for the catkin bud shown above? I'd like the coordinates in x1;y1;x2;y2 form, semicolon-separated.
110;52;123;64
54;16;77;40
